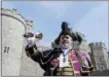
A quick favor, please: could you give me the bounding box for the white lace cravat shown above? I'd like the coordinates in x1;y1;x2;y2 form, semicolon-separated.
59;49;70;67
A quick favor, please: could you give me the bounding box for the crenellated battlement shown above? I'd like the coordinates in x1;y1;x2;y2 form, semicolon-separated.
26;20;33;27
1;8;33;30
1;8;26;26
89;42;106;48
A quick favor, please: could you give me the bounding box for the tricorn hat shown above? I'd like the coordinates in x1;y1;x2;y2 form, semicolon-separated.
75;32;83;45
55;21;78;44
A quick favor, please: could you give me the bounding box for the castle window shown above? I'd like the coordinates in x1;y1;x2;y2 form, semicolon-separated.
4;46;9;53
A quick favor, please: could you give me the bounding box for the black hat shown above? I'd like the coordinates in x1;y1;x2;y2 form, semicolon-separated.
75;32;83;45
55;21;77;44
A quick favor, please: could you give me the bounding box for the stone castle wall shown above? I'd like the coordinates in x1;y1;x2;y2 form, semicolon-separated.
20;19;44;76
89;42;109;71
1;8;109;76
2;8;26;76
0;6;1;76
1;8;39;76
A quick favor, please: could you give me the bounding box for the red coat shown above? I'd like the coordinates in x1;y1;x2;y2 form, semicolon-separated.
25;46;93;76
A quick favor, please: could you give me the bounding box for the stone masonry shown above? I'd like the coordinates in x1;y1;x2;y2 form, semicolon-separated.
1;8;109;76
1;8;44;76
89;42;109;71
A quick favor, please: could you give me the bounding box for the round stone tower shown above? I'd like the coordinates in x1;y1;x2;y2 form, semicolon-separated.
25;20;33;32
0;6;1;76
89;42;109;71
1;8;32;76
20;19;44;76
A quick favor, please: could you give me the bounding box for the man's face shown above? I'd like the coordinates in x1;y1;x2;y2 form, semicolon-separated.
59;35;73;49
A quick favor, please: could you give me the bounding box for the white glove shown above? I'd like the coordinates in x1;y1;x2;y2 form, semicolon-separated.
27;36;36;48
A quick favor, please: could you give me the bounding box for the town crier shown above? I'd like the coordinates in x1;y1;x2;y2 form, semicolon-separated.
25;21;93;76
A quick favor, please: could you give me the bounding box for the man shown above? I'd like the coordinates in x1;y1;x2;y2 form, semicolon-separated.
25;22;93;76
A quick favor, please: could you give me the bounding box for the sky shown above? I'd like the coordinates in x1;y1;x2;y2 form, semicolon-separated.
1;1;108;50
